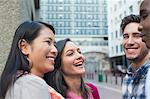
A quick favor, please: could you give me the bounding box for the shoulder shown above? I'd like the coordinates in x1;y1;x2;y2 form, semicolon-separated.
86;82;99;93
146;68;150;99
5;74;51;99
86;82;98;90
86;82;100;99
146;68;150;88
16;74;47;86
15;74;49;93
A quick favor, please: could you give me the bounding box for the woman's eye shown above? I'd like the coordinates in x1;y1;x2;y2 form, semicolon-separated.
67;52;73;56
78;51;81;54
46;41;51;45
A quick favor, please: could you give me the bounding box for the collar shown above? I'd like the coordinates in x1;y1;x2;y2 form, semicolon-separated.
126;59;150;77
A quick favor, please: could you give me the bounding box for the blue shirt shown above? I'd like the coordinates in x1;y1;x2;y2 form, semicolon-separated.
122;60;150;99
146;67;150;99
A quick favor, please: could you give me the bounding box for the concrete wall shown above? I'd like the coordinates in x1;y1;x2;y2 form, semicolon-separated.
19;0;36;22
0;0;20;73
0;0;36;73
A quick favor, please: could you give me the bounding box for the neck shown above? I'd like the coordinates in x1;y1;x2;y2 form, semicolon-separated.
131;52;150;70
30;69;44;78
64;75;82;96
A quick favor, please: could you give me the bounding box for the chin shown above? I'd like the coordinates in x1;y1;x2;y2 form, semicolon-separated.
80;70;85;75
127;57;138;61
45;66;54;73
126;56;136;59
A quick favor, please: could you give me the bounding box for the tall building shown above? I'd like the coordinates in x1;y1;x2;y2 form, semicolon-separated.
107;0;143;71
40;0;109;79
40;0;108;47
0;0;40;73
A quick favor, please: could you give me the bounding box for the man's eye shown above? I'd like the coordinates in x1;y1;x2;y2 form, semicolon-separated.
123;35;128;39
134;34;141;38
141;13;148;20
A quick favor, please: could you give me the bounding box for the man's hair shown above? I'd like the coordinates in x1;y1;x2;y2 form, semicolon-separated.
120;14;140;32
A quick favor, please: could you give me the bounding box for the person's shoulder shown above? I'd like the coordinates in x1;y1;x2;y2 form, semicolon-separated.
86;82;100;99
15;74;48;88
86;82;97;90
17;74;46;83
9;74;51;99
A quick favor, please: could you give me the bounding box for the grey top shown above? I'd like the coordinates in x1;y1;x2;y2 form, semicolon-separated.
5;74;51;99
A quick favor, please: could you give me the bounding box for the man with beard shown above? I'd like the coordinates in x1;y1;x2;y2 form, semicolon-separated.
121;14;150;99
138;0;150;98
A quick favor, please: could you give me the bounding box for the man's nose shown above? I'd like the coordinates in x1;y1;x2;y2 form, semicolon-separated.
127;36;134;44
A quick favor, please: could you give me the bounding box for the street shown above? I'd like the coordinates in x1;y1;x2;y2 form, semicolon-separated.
87;80;122;99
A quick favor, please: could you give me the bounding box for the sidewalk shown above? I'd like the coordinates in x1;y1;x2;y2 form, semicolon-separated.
86;79;122;93
86;79;122;99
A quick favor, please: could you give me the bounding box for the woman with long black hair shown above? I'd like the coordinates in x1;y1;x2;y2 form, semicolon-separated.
0;21;63;99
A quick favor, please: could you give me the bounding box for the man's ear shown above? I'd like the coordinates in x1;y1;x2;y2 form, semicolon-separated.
18;39;31;55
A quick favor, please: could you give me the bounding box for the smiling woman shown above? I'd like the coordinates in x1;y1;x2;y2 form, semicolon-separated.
0;21;64;99
44;38;100;99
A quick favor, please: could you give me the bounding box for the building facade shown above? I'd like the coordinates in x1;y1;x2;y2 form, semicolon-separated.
40;0;108;50
107;0;143;72
40;0;109;78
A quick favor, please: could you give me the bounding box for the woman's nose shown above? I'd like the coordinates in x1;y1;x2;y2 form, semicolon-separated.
77;53;85;60
52;45;58;56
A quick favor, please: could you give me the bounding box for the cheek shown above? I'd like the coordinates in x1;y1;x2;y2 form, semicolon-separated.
143;20;150;31
122;40;126;48
39;45;50;54
61;58;73;68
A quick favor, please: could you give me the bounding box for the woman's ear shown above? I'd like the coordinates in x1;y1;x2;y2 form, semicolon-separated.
18;39;31;55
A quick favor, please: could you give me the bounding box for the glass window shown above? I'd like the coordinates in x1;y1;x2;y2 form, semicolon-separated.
129;5;133;13
116;45;118;53
115;30;118;38
49;14;52;19
114;4;117;11
58;0;63;3
58;6;63;11
124;0;126;3
48;6;52;11
124;11;126;17
112;47;114;54
120;44;123;52
58;14;63;19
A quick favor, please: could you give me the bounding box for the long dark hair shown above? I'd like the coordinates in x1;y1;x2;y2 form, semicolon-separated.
0;21;55;99
44;38;90;99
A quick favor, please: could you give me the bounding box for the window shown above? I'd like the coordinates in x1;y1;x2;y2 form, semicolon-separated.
129;6;133;13
115;30;118;38
120;44;123;52
58;6;63;11
124;0;126;3
116;45;118;54
114;4;117;11
124;11;126;17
